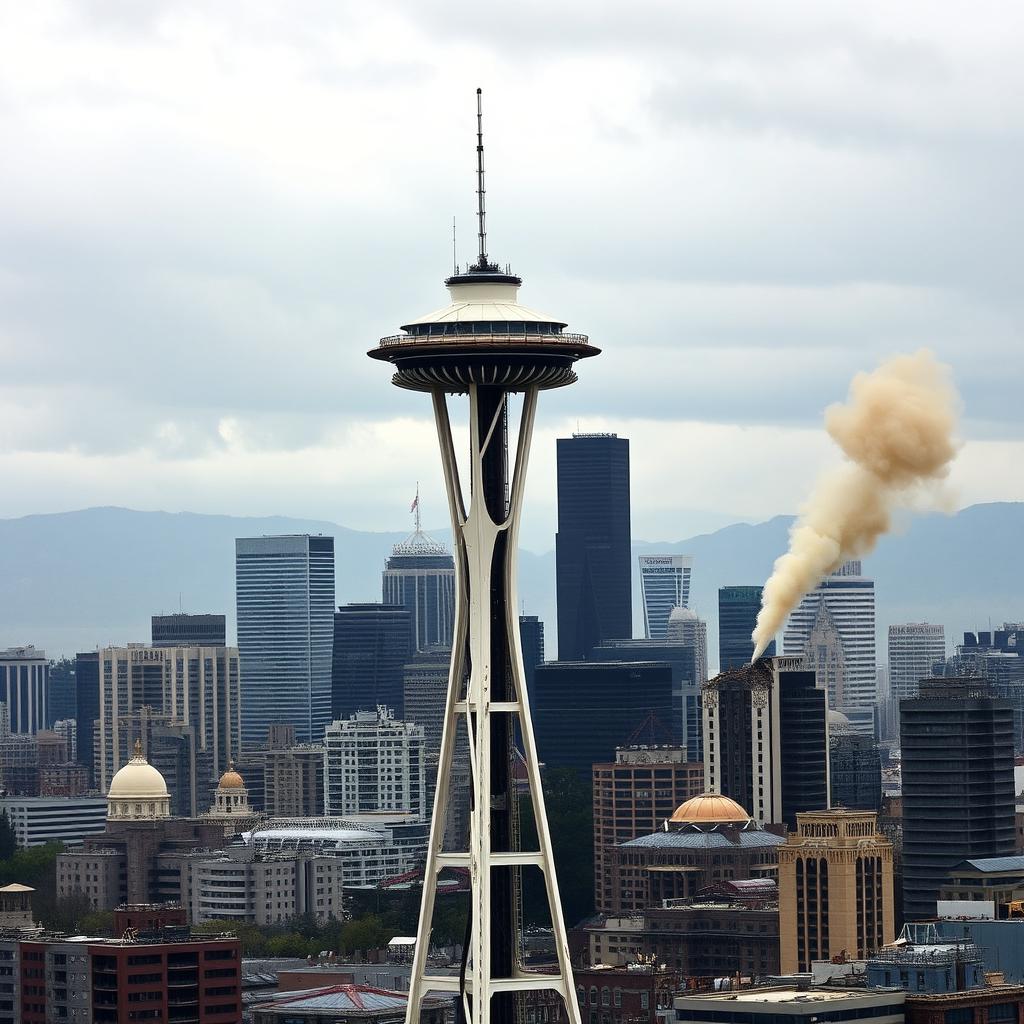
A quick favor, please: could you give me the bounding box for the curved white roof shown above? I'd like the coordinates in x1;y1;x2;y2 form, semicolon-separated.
108;752;169;800
244;827;382;845
401;281;565;328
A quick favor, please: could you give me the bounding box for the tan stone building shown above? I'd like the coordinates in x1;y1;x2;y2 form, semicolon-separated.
778;808;895;973
592;746;703;913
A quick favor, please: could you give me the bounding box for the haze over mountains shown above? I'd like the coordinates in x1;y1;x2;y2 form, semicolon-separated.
2;502;1021;670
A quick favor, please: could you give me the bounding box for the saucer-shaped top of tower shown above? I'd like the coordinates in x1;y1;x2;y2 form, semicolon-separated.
369;263;600;392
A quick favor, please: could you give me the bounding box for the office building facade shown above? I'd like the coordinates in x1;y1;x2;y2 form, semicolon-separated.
703;657;829;828
331;603;412;719
888;623;946;703
778;809;895;972
639;555;693;639
518;615;545;705
0;647;47;735
236;534;335;746
555;433;632;660
829;724;882;812
718;586;774;671
533;661;676;776
783;561;877;713
324;707;426;819
151;613;227;648
901;678;1016;920
592;746;703;913
381;528;455;653
800;599;846;710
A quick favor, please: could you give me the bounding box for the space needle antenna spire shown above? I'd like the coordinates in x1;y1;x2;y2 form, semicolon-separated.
475;87;488;269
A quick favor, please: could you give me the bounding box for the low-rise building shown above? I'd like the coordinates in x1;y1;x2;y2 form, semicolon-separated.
940;855;1024;915
611;793;784;914
674;987;905;1024
0;795;107;847
250;983;446;1023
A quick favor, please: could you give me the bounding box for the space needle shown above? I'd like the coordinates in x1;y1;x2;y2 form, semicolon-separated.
369;90;598;1024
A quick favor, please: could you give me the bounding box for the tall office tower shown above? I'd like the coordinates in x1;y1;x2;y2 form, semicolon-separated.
592;746;703;913
382;508;455;653
703;657;829;828
829;714;882;811
783;560;876;714
556;433;632;661
0;646;48;734
887;624;945;706
368;91;597;1024
900;678;1016;920
46;659;76;728
592;640;701;761
778;809;895;973
718;586;774;671
666;607;708;685
94;645;241;812
75;651;100;784
323;707;426;818
533;661;676;776
151;613;226;648
331;603;412;719
639;555;693;639
518;615;545;705
799;599;846;710
235;534;335;746
264;743;325;818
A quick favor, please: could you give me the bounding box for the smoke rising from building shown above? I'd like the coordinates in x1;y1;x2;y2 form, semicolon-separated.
751;349;960;660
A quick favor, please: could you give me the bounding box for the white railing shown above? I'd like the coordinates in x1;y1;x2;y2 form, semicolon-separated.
378;332;589;348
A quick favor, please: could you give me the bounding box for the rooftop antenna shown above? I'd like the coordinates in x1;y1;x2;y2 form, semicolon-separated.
452;216;457;275
475;87;487;269
412;481;421;534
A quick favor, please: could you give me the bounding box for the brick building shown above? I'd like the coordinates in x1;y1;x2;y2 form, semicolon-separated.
592;746;703;913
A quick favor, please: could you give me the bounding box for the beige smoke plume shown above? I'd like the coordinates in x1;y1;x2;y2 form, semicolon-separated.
750;349;960;660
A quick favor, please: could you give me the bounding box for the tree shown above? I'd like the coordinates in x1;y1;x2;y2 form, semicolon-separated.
519;767;594;927
0;813;16;860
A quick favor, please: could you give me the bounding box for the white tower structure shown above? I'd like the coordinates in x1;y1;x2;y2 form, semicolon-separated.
639;555;693;639
783;560;876;713
368;91;595;1024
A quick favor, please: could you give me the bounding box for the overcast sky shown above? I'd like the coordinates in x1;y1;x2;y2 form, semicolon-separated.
1;0;1022;551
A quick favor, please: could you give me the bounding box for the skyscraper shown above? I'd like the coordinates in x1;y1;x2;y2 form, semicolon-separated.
151;613;226;648
331;603;412;719
666;607;708;686
900;678;1015;921
556;433;631;660
800;598;846;710
0;646;48;735
533;661;676;776
639;555;693;639
718;586;774;671
75;651;100;785
381;512;455;653
235;534;335;747
783;560;876;713
888;623;946;703
518;615;545;705
323;707;426;819
703;657;829;828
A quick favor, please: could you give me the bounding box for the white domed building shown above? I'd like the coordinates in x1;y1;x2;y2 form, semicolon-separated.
106;740;171;821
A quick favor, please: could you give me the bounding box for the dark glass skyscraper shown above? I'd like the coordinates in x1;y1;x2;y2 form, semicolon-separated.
382;530;455;653
518;615;545;707
532;660;673;777
555;434;631;661
235;534;335;747
331;603;412;719
718;585;774;670
900;678;1016;921
75;651;100;785
151;613;227;648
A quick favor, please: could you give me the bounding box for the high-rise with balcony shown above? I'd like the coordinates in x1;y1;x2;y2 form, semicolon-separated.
639;555;693;640
556;434;631;660
783;561;876;715
235;534;335;747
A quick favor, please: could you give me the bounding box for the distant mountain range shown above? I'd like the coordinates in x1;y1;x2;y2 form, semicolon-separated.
1;502;1022;670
